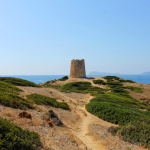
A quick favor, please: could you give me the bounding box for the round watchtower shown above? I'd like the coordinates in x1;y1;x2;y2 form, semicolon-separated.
70;59;86;78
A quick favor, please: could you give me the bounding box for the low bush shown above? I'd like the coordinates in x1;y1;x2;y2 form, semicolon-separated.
119;79;135;83
58;76;69;81
0;117;41;150
26;93;70;110
111;87;129;95
42;76;68;88
106;81;123;88
0;77;40;87
59;82;106;95
104;76;135;83
116;121;150;148
103;76;120;81
0;81;34;109
93;79;106;85
86;93;149;125
41;80;60;89
105;78;131;97
126;86;143;93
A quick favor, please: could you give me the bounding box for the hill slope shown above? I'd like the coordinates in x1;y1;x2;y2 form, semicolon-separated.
0;76;150;150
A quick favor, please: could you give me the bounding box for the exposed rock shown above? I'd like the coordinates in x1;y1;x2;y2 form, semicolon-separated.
42;110;63;126
47;120;54;127
18;111;32;119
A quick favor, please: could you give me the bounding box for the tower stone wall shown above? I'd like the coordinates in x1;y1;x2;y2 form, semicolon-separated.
70;59;86;78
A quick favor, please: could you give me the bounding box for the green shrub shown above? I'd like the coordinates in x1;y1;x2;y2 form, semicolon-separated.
93;79;106;85
103;76;120;81
41;80;60;89
42;76;68;88
59;82;106;94
0;81;34;109
111;87;129;95
0;77;40;87
0;118;41;150
105;78;132;97
26;93;70;110
58;76;69;81
119;79;135;83
106;81;123;88
126;86;143;93
116;121;150;148
86;93;149;125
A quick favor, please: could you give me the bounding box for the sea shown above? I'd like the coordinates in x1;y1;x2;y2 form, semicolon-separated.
0;75;150;84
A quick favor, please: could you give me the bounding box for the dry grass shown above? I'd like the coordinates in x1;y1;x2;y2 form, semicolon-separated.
32;120;43;126
5;111;13;117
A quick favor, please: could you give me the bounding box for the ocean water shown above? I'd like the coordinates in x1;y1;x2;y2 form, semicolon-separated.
0;75;150;84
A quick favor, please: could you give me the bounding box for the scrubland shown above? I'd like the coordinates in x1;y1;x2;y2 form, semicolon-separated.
0;76;150;150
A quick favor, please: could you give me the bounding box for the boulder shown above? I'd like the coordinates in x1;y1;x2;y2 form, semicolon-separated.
18;111;32;119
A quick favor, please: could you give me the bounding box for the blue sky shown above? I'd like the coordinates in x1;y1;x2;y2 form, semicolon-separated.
0;0;150;75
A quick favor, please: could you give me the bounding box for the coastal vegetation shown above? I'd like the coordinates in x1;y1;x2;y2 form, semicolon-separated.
119;79;135;83
86;93;149;125
0;81;34;109
0;77;40;87
59;82;106;95
116;121;150;148
103;76;135;83
93;79;106;85
41;76;69;88
0;117;41;150
126;86;143;93
58;76;68;81
26;93;70;110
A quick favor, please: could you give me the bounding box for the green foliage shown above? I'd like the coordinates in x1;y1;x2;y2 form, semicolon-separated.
0;118;41;150
26;93;70;110
0;81;34;109
103;76;120;81
105;77;131;97
104;76;135;83
58;76;69;81
126;86;143;93
0;77;40;87
106;81;123;88
59;82;106;95
116;121;150;148
93;79;106;85
41;80;60;89
119;79;135;83
111;87;129;94
86;93;149;125
42;76;68;88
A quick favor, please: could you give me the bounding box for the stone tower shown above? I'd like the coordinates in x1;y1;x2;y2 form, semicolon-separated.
70;59;86;78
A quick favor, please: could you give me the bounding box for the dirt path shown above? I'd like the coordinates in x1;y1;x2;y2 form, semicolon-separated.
17;86;146;150
19;86;106;149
